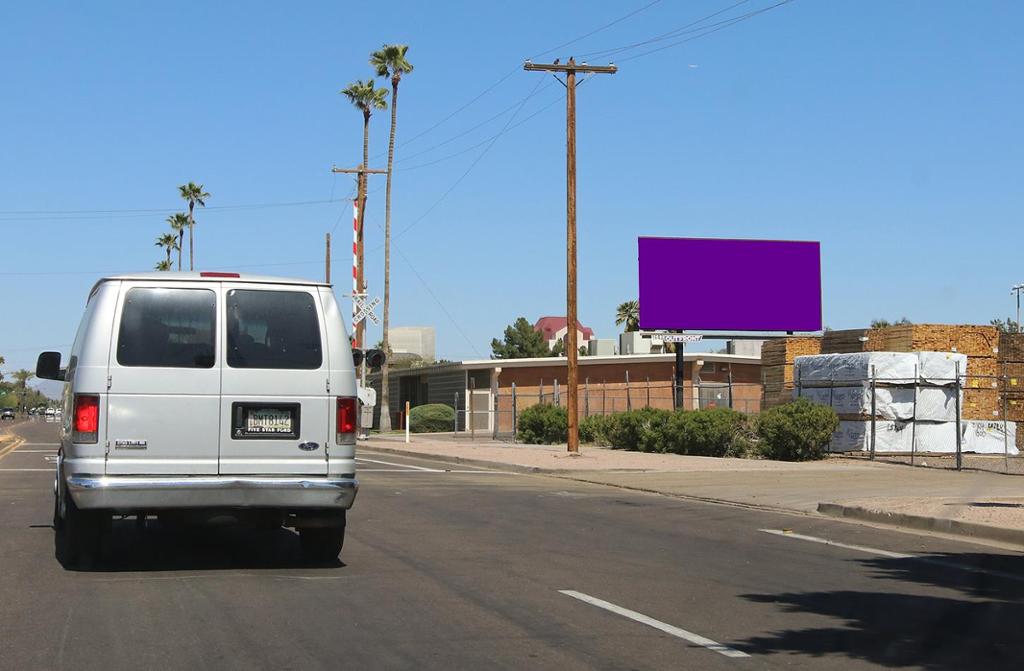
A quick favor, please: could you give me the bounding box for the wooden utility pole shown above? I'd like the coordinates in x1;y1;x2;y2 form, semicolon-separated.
524;58;617;454
331;164;386;347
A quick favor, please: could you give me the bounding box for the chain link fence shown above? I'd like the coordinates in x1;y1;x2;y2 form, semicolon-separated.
772;369;1022;475
450;379;763;443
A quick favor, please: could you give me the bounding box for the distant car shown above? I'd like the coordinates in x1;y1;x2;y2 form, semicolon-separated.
45;407;56;417
1;409;15;421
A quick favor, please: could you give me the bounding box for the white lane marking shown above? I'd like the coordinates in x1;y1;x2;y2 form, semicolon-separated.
0;469;53;472
18;443;59;447
558;590;750;659
355;457;442;472
759;529;911;559
16;450;58;453
761;529;1024;583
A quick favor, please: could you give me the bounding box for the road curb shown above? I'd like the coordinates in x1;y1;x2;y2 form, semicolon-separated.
360;443;814;516
817;502;1024;548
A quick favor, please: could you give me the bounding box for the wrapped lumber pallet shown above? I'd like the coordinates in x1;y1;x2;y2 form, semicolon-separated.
760;337;821;367
998;333;1024;362
877;324;999;358
799;384;960;421
794;352;968;386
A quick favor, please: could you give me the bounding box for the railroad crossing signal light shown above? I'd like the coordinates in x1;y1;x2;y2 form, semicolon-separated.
351;348;386;371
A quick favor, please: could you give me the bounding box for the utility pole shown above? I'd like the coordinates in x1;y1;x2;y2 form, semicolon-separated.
325;232;331;284
524;57;617;454
1013;284;1024;333
331;164;386;347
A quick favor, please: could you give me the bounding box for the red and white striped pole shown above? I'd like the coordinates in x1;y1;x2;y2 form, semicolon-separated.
352;199;359;347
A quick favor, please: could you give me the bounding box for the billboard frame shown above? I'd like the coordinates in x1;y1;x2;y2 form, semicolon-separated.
638;235;823;335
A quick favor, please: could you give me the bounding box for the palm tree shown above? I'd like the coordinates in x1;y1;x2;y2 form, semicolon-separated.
178;182;210;271
154;259;173;271
370;45;413;433
340;79;388;353
615;300;640;332
167;212;189;270
155;232;178;267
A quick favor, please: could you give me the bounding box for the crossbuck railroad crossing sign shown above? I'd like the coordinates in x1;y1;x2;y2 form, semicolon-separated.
353;296;381;326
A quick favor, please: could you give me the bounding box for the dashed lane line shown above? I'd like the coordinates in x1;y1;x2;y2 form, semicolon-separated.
559;590;750;659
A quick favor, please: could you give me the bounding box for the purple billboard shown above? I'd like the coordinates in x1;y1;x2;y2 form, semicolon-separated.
638;237;822;332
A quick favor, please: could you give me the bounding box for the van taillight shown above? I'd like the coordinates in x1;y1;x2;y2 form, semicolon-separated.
336;397;357;442
73;394;99;443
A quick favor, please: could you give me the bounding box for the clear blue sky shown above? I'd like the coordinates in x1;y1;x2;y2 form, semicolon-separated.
1;1;1022;384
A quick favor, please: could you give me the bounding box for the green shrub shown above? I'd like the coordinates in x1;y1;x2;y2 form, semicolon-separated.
662;408;749;457
408;403;456;433
755;398;838;461
604;408;673;452
579;414;612;445
517;403;568;444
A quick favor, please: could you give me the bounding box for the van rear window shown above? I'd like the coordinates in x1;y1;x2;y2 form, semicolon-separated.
117;288;216;368
227;290;322;369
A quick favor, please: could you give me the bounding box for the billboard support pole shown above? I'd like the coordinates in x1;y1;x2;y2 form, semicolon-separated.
674;343;685;410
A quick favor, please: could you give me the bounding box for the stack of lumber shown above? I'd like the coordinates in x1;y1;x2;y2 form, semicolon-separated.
868;325;1000;420
761;337;821;408
999;334;1024;432
820;329;885;354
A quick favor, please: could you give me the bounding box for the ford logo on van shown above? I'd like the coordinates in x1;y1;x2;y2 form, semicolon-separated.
298;442;320;451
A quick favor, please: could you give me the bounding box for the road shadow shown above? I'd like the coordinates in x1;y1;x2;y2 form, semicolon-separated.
55;518;345;572
732;551;1024;669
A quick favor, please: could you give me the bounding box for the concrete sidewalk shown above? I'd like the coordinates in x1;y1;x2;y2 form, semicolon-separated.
362;433;1024;548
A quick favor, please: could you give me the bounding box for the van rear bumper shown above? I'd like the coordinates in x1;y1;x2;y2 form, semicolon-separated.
66;475;358;510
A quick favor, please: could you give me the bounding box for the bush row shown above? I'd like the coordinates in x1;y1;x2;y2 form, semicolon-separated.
516;399;838;461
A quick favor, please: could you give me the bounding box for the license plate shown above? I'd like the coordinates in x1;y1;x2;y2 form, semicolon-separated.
246;408;293;434
232;402;301;439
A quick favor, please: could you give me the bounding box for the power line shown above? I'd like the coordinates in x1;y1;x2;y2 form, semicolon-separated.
397;92;565;172
371;0;665;158
0;197;351;222
579;0;754;59
386;77;547;242
395;79;557;165
617;0;794;63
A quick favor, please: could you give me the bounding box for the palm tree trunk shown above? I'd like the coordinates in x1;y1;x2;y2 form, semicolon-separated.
379;78;400;433
188;202;195;271
356;110;370;351
177;231;184;271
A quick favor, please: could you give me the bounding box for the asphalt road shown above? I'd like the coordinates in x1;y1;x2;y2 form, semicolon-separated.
1;419;1021;670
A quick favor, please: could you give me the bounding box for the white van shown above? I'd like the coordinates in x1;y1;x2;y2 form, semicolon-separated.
37;272;359;567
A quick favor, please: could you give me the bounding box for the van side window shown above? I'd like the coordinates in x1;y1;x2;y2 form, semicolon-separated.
117;288;216;368
226;290;322;369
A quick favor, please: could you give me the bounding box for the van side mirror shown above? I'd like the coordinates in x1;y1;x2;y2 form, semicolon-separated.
36;351;65;381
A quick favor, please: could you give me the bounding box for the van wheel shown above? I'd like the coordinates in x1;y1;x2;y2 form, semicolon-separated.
299;524;345;563
61;495;101;569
